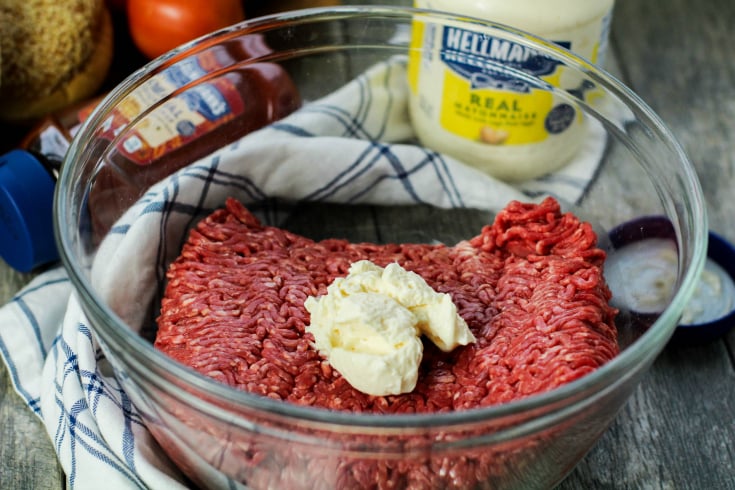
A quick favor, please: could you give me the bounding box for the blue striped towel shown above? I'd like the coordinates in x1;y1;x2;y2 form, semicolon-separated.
0;56;612;488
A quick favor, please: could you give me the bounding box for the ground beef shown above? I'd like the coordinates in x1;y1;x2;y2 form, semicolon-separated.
154;196;619;489
156;196;618;411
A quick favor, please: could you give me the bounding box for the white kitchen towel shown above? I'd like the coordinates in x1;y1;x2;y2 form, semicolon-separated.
0;56;613;489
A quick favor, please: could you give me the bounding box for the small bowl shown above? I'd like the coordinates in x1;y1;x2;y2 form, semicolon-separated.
606;217;735;345
675;231;735;344
55;6;708;489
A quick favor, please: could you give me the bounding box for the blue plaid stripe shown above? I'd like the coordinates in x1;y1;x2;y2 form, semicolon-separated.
0;339;42;414
14;276;70;357
295;104;371;139
0;273;70;414
51;333;147;489
16;296;50;359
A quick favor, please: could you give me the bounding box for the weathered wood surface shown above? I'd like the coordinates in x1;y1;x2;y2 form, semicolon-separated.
2;0;735;488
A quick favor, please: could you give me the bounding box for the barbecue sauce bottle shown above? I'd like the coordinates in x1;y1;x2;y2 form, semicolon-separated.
86;34;301;237
0;34;302;272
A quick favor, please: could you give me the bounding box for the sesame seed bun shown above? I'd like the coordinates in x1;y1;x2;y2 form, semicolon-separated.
0;0;113;123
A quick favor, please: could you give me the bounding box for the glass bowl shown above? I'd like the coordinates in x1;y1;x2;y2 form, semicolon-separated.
55;6;707;489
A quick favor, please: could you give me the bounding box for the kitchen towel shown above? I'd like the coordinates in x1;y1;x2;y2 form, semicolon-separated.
0;56;613;489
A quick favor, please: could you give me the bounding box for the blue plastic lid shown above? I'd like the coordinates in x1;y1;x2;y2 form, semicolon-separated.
0;149;58;272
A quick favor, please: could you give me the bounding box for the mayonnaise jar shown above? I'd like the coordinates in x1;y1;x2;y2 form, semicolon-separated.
408;0;614;181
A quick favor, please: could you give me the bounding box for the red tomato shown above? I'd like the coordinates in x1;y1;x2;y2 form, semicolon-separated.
127;0;246;59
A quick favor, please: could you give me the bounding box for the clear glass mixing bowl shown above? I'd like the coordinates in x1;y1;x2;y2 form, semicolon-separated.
55;6;707;489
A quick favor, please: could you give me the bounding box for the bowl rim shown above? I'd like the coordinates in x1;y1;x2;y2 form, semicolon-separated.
55;5;709;429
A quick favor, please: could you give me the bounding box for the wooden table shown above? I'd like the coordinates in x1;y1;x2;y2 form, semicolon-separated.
2;0;735;488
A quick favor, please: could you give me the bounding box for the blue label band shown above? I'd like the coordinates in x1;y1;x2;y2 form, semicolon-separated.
440;26;564;92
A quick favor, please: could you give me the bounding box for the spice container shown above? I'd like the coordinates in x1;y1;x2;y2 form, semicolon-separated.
0;150;62;273
408;0;614;181
0;34;302;273
0;95;99;273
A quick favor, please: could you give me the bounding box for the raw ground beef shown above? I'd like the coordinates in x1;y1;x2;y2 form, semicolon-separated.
156;196;619;412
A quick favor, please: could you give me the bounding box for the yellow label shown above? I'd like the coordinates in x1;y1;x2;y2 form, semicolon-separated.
407;19;424;94
439;69;554;145
132;99;208;148
408;19;582;147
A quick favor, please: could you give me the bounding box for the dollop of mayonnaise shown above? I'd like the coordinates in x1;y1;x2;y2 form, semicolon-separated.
304;260;476;396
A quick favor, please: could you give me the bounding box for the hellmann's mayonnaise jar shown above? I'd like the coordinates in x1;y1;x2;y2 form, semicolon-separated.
408;0;614;181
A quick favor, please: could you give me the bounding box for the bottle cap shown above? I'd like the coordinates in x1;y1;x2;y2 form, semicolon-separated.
0;149;58;272
605;216;735;345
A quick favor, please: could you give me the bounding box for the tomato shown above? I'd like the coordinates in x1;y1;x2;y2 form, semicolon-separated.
127;0;246;59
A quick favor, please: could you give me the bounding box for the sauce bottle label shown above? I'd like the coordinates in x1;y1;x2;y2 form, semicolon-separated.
35;125;72;162
117;76;244;165
97;51;245;166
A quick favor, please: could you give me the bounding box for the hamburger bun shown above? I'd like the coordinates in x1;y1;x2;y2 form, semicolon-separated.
0;0;113;123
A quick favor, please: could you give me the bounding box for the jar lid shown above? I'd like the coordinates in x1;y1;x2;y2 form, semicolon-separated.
0;149;58;272
605;216;735;345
